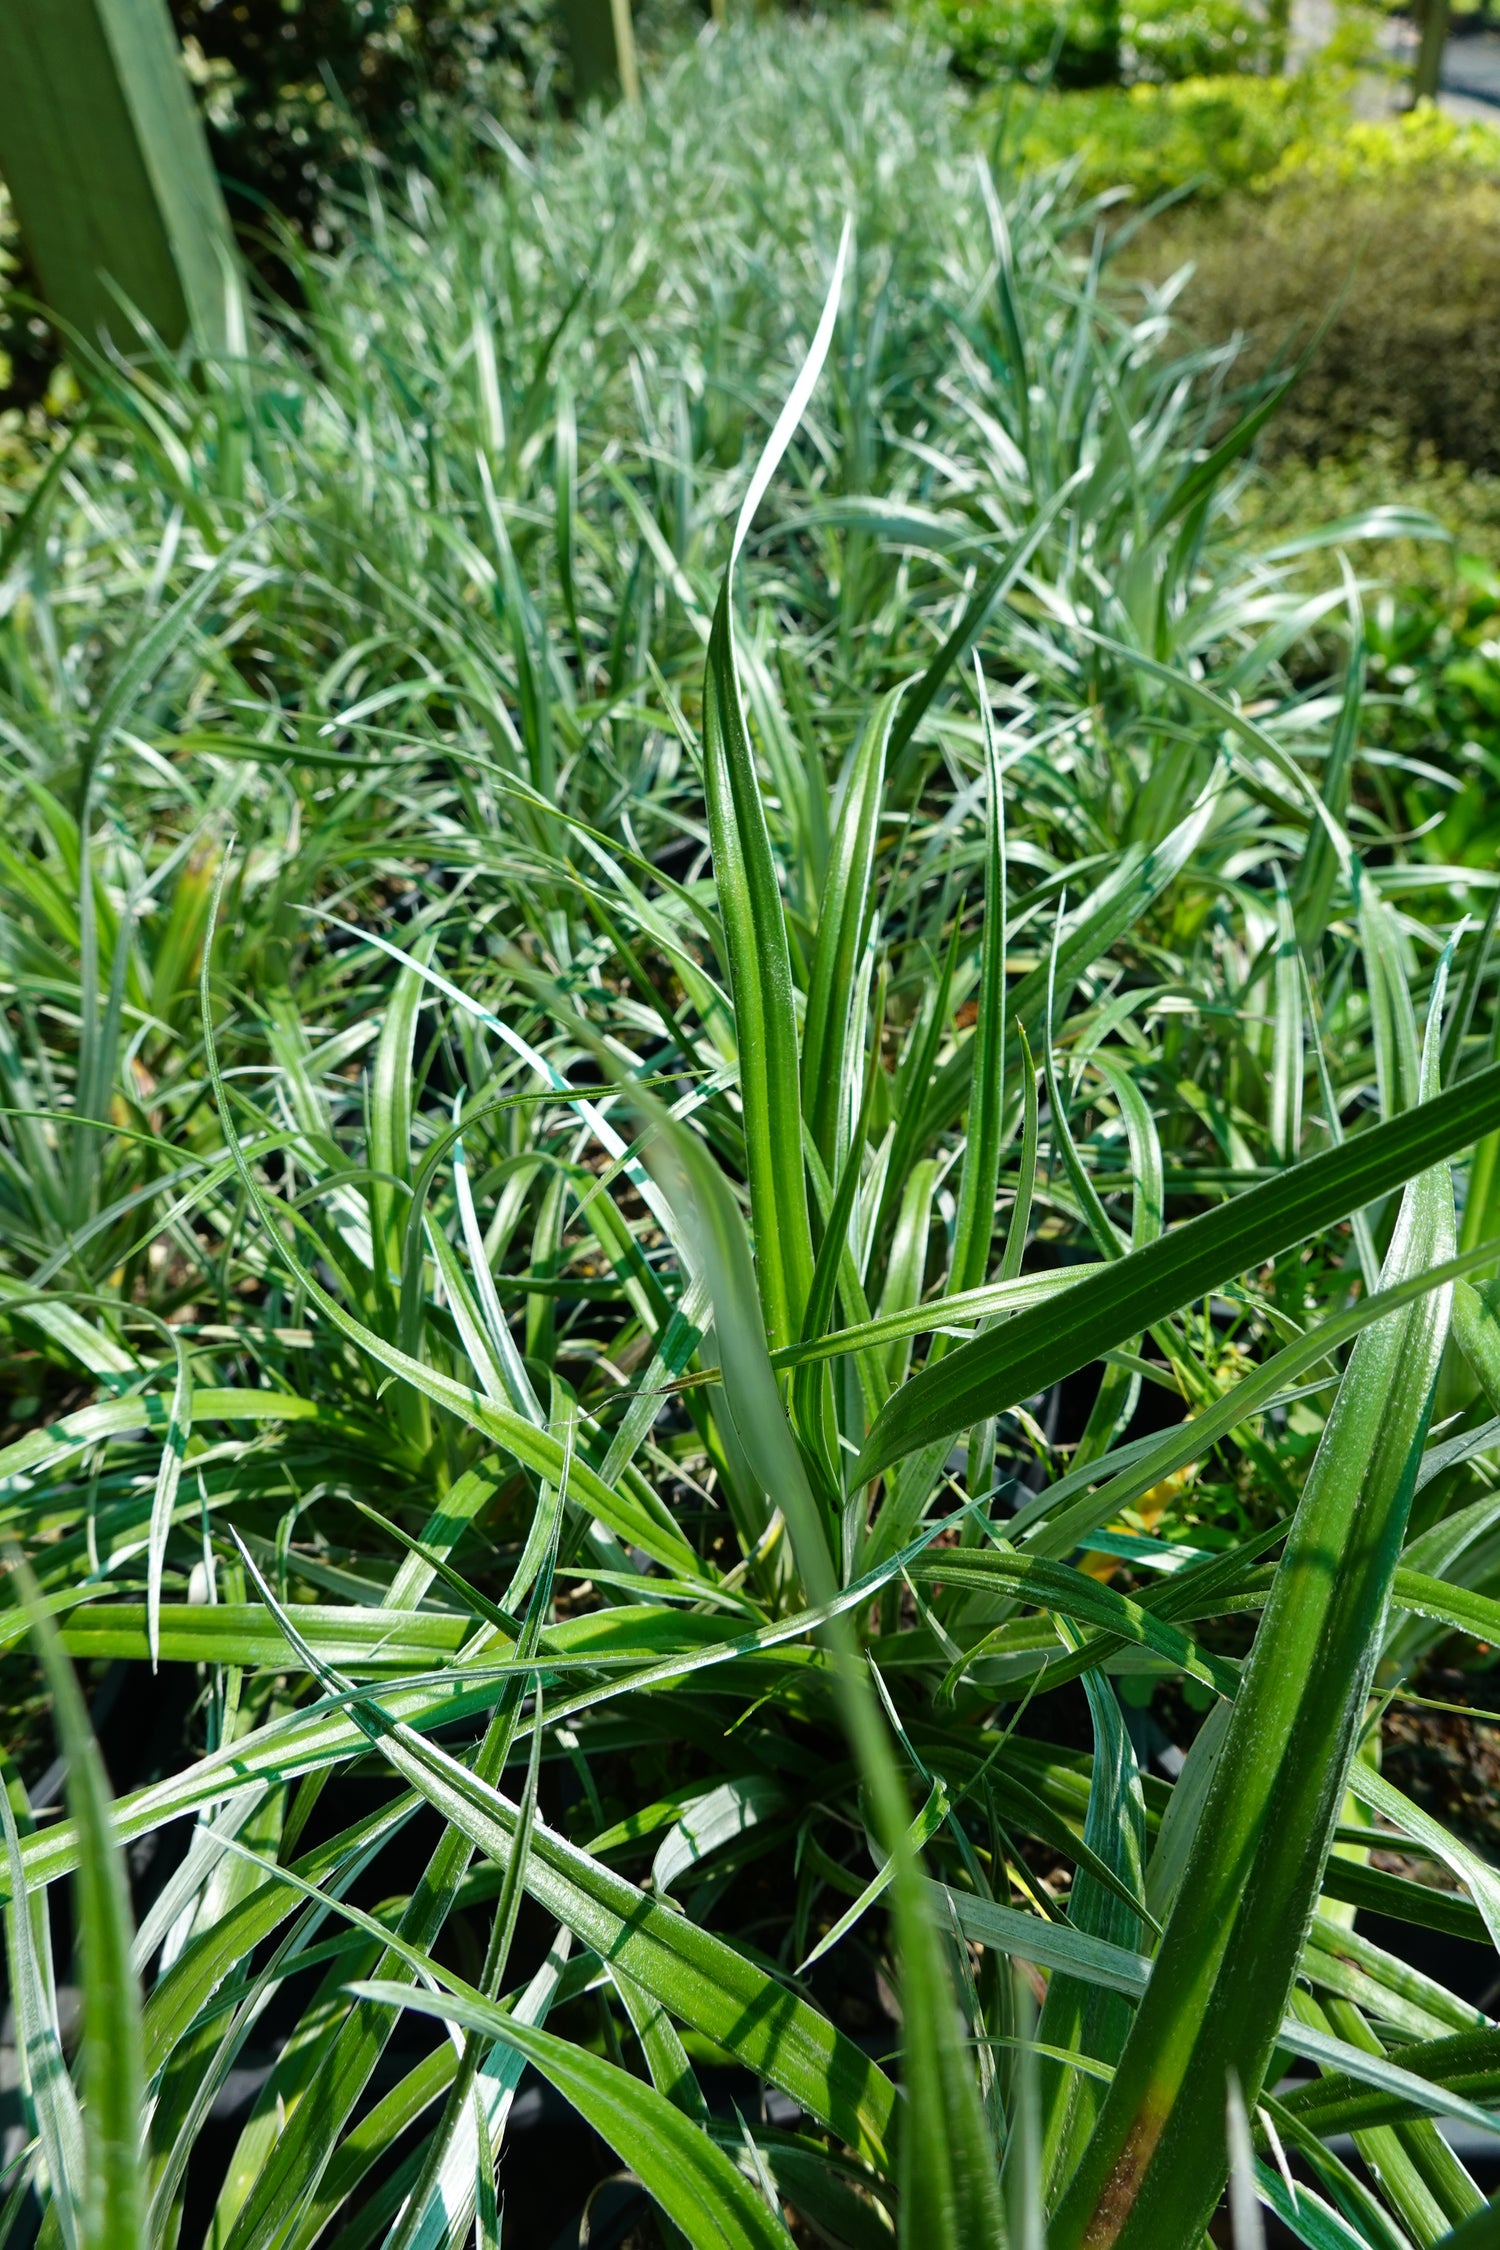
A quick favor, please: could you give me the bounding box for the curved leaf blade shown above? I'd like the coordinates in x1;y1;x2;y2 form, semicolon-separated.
857;1060;1500;1484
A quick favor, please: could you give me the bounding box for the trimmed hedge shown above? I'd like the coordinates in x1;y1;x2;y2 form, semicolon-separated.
1157;109;1500;468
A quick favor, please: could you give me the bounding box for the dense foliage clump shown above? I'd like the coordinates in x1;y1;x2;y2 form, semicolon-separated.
912;0;1272;87
1006;66;1345;196
2;21;1500;2250
169;0;562;229
1162;119;1500;471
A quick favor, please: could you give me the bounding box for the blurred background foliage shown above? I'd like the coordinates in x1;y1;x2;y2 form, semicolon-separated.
912;0;1274;88
169;0;568;231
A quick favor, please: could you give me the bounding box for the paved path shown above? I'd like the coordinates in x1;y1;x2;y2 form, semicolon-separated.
1375;11;1500;116
1441;25;1500;110
1295;0;1500;120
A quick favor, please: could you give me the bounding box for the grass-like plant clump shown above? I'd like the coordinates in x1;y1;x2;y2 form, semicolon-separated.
2;19;1500;2249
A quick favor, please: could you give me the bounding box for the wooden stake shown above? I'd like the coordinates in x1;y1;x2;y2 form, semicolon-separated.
559;0;641;105
1412;0;1453;103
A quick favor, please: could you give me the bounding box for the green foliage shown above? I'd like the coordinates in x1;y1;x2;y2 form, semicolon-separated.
1;18;1500;2250
1364;558;1500;868
1121;0;1271;80
1116;97;1500;479
912;0;1123;89
914;0;1270;88
1233;447;1500;827
0;180;17;393
1241;438;1500;583
1267;95;1500;186
1159;153;1500;469
167;0;565;231
1003;67;1347;200
993;64;1500;212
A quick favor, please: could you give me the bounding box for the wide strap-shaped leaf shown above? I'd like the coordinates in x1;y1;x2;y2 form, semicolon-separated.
1;1749;84;2250
856;1057;1500;1483
1429;2202;1500;2250
0;1386;390;1487
351;1980;799;2250
946;1894;1500;2141
21;1569;147;2250
631;1084;1003;2246
803;686;900;1170
1283;2024;1500;2138
703;570;816;1353
948;675;1007;1300
1049;976;1458;2250
697;227;851;1351
909;1552;1236;1698
1030;1643;1147;2210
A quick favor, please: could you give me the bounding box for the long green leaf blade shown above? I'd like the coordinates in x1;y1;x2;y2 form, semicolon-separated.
1050;971;1459;2249
353;1980;799;2250
22;1566;147;2250
857;1058;1500;1483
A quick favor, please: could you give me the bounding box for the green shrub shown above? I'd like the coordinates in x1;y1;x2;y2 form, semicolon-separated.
1121;0;1271;78
1240;431;1500;581
167;0;565;232
1242;438;1500;860
1158;149;1500;467
1001;67;1344;199
168;0;700;237
1262;450;1500;862
912;0;1269;88
1266;91;1500;184
913;0;1123;88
